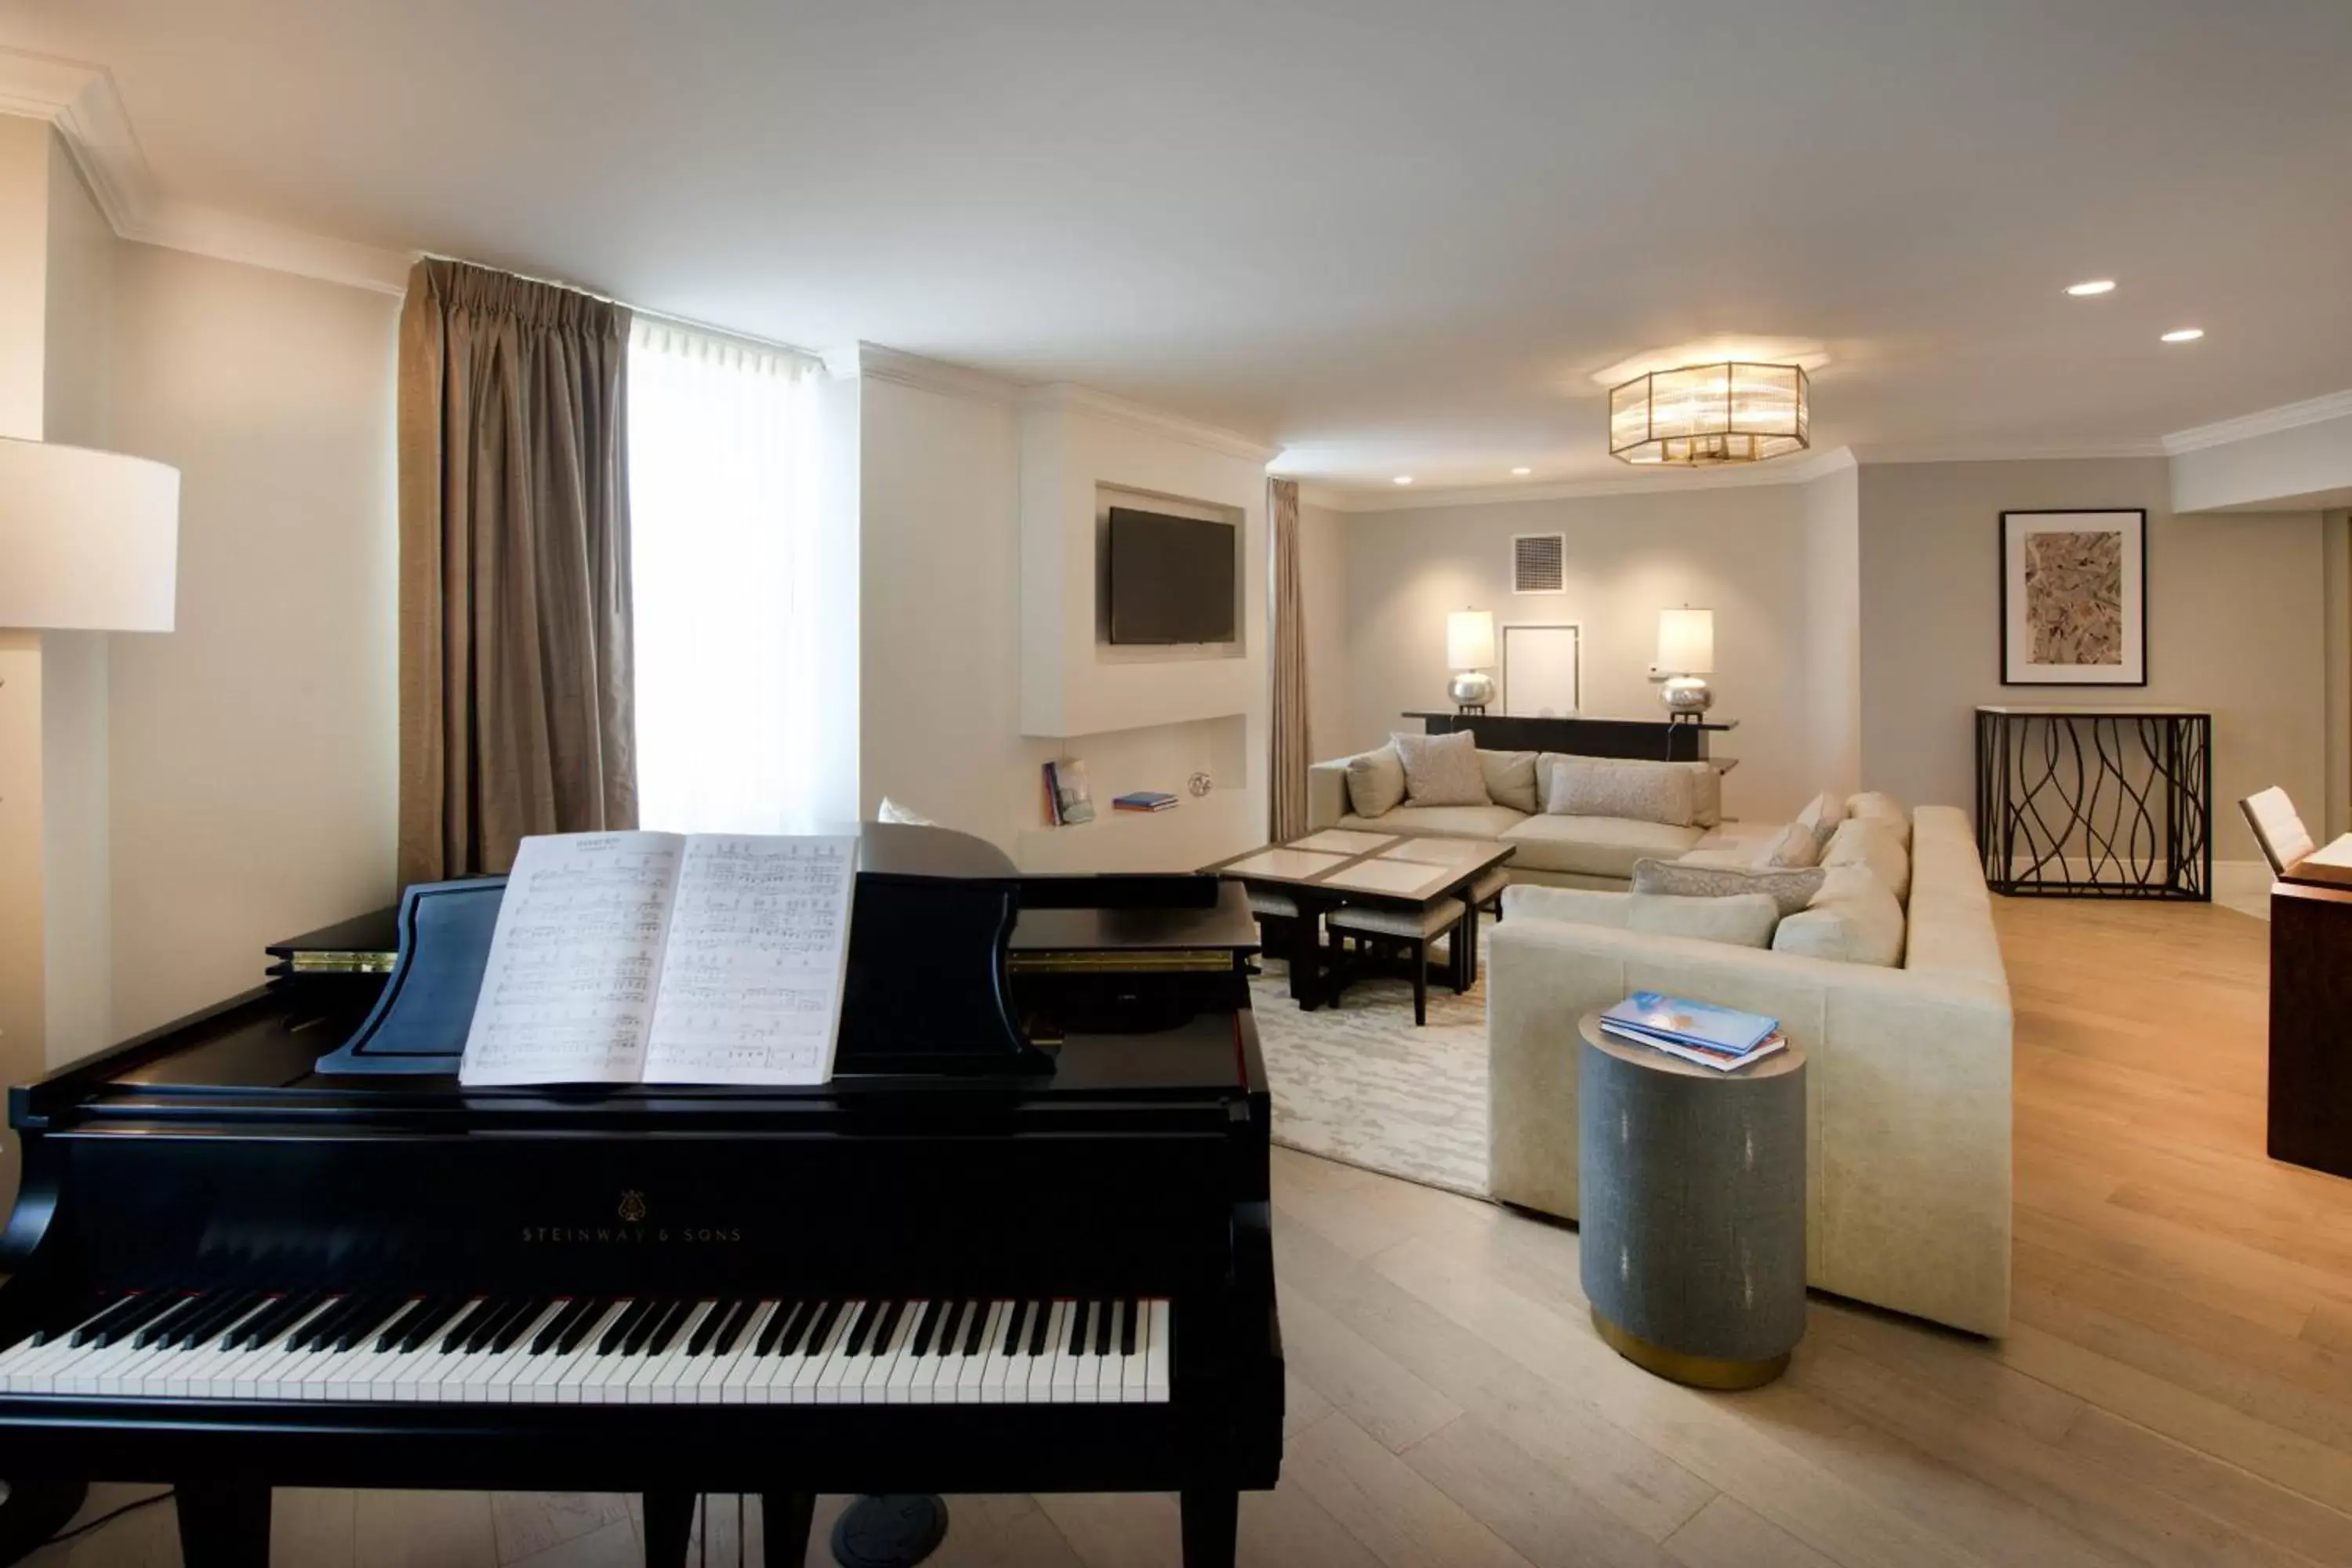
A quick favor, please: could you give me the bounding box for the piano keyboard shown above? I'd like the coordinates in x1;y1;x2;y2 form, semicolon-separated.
0;1292;1170;1406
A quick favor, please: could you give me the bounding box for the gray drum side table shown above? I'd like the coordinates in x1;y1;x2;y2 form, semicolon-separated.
1576;1014;1807;1389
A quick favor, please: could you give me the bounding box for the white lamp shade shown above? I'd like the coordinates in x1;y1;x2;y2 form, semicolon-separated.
1446;609;1496;670
0;436;179;631
1657;607;1715;673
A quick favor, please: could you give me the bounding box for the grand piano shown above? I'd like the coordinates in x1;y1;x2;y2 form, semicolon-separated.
0;825;1281;1567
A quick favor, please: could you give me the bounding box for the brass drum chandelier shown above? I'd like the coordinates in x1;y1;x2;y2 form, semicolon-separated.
1609;361;1810;466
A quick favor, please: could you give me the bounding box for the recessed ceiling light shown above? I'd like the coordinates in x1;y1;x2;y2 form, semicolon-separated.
1511;466;1532;476
2160;328;2205;343
2065;279;2117;296
1392;475;1414;485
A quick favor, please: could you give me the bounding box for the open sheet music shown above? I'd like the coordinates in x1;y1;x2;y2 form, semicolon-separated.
458;831;858;1087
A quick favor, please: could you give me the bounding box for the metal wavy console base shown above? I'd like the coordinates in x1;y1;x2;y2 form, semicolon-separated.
1974;706;2212;902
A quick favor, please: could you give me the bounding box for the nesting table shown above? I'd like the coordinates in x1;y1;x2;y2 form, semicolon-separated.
1203;831;1514;1016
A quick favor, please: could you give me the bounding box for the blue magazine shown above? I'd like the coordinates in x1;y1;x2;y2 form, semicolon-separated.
1600;991;1777;1055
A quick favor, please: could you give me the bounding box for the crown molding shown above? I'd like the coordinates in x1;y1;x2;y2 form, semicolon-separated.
1021;383;1280;463
2161;387;2352;456
2;46;410;296
1293;482;1349;510
836;342;1025;402
1845;439;2168;465
1315;445;1857;514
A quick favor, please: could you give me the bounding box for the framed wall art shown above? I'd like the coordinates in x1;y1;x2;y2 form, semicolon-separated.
1999;509;2147;686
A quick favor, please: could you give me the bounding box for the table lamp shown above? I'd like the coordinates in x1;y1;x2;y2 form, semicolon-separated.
1656;606;1715;720
1446;608;1497;713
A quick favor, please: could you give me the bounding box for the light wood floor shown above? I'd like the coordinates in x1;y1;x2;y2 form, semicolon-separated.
34;896;2352;1567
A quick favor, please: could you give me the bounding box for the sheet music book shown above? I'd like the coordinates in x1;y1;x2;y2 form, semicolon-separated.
457;830;859;1087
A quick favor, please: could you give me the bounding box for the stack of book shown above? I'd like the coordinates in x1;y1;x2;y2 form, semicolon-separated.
1112;791;1179;813
1599;991;1786;1073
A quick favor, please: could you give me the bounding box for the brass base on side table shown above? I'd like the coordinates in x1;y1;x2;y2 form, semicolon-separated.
1590;1306;1790;1391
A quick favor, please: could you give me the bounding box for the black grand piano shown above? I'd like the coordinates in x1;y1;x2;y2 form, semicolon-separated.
0;825;1281;1566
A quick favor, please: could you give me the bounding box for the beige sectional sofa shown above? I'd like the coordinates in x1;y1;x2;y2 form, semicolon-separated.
1486;804;2013;1337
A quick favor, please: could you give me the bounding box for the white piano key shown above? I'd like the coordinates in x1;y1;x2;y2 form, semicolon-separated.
1072;1302;1102;1405
958;1302;1000;1403
750;1301;815;1405
797;1301;863;1404
717;1301;782;1405
909;1301;961;1405
812;1301;877;1405
318;1300;424;1401
546;1301;631;1406
643;1301;716;1404
479;1301;571;1403
1145;1299;1170;1402
238;1299;350;1399
689;1301;764;1404
1121;1301;1147;1402
1050;1301;1081;1403
173;1299;279;1397
873;1300;924;1403
977;1301;1018;1404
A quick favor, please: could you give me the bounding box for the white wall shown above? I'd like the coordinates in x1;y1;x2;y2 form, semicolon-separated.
1857;458;2325;862
1802;464;1862;800
1339;486;1821;825
107;242;399;1037
1298;500;1350;767
2172;411;2352;514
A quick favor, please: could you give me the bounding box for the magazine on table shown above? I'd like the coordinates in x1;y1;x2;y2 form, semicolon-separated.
1602;1021;1788;1073
1599;991;1777;1056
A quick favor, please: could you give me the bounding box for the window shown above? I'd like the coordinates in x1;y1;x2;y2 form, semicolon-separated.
627;320;827;833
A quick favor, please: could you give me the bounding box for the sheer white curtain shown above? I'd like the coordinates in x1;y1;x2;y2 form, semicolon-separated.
628;319;826;833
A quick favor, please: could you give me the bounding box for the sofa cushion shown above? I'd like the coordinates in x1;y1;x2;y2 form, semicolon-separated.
1824;816;1911;904
1628;891;1780;949
1772;865;1905;966
1630;857;1826;916
1500;814;1705;878
1339;804;1528;840
1536;754;1719;827
1846;790;1910;848
1545;758;1697;826
1392;731;1490;807
1345;746;1407;818
1479;750;1541;814
1750;820;1824;869
1501;884;1632;926
1794;790;1845;847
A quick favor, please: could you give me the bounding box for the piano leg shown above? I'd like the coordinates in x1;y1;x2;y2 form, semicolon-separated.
174;1482;270;1568
1178;1488;1237;1568
641;1491;694;1568
760;1492;814;1567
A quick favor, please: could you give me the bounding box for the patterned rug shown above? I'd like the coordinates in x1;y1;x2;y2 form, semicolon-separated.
1247;949;1491;1199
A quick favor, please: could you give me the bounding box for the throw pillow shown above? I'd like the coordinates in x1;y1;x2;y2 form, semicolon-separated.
1626;891;1780;949
1546;760;1697;826
1773;865;1905;966
1345;745;1408;818
1823;816;1911;903
1479;749;1540;814
1749;820;1824;870
1392;730;1490;807
1501;884;1632;927
1687;761;1723;829
1793;790;1845;848
1845;790;1910;848
1630;858;1827;917
1537;754;1720;828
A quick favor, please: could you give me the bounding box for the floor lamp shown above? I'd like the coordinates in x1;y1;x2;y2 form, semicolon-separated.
0;434;179;1566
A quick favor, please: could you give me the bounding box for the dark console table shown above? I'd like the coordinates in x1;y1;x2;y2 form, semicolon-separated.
1403;712;1734;762
1973;706;2212;901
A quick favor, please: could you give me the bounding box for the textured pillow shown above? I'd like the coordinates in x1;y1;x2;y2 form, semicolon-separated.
1823;816;1911;903
1773;866;1905;966
1345;746;1407;818
1540;754;1720;828
1846;791;1910;848
1479;750;1540;814
1626;891;1780;949
1547;760;1697;826
1793;790;1845;848
1687;762;1723;829
1749;821;1824;870
1392;731;1491;807
1631;858;1826;917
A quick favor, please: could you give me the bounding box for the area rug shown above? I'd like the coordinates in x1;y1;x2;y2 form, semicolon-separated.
1247;952;1491;1199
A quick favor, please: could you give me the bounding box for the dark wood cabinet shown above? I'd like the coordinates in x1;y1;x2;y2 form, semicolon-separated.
2270;880;2352;1179
1401;712;1733;762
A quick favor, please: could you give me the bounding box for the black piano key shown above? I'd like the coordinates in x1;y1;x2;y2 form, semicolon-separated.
920;1302;956;1357
840;1301;881;1358
176;1291;267;1349
646;1300;702;1358
1093;1298;1112;1358
597;1298;655;1356
325;1296;401;1352
531;1298;593;1356
488;1298;552;1355
284;1293;358;1352
1120;1298;1138;1357
132;1294;209;1349
34;1293;118;1347
370;1298;430;1353
1065;1299;1086;1355
690;1299;742;1356
961;1301;989;1357
622;1299;683;1357
450;1298;510;1354
755;1301;805;1357
554;1298;612;1356
712;1299;762;1357
396;1297;470;1353
1026;1300;1052;1356
866;1301;906;1356
116;1291;199;1348
905;1300;937;1357
231;1290;319;1350
263;1290;339;1348
465;1296;539;1354
441;1298;499;1354
998;1301;1025;1356
65;1294;142;1348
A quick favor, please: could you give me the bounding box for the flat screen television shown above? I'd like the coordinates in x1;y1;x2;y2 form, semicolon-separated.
1106;506;1236;644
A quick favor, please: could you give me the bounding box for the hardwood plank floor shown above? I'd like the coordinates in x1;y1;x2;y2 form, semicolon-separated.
29;896;2352;1566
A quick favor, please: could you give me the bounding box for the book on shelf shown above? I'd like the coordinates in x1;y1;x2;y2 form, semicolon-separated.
1042;760;1064;825
457;830;858;1089
1601;1020;1788;1073
1050;757;1095;824
1112;791;1180;812
1599;990;1777;1056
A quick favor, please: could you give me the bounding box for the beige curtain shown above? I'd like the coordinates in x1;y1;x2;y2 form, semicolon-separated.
1269;477;1311;842
397;259;637;887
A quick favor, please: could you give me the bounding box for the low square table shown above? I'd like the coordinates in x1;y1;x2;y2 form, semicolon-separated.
1203;831;1515;1009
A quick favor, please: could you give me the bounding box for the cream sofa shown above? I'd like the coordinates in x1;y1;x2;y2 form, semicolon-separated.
1485;804;2013;1337
1306;749;1766;889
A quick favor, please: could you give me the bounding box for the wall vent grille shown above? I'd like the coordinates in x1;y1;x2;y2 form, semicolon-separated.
1512;533;1566;593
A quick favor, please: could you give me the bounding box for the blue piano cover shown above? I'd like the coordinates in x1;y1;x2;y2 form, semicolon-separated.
313;877;508;1076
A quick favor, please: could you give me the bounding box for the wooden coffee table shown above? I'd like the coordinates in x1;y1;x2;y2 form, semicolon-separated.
1203;830;1515;1010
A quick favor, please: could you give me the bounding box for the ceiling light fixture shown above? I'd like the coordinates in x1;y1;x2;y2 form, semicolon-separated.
1610;362;1809;466
2160;328;2205;343
2065;279;2117;296
1392;475;1414;485
1511;466;1532;477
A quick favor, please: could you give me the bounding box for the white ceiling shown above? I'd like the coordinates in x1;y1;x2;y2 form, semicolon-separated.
5;0;2350;497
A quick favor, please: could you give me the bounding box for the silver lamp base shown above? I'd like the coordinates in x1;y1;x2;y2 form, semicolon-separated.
1660;676;1714;720
1448;670;1497;713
